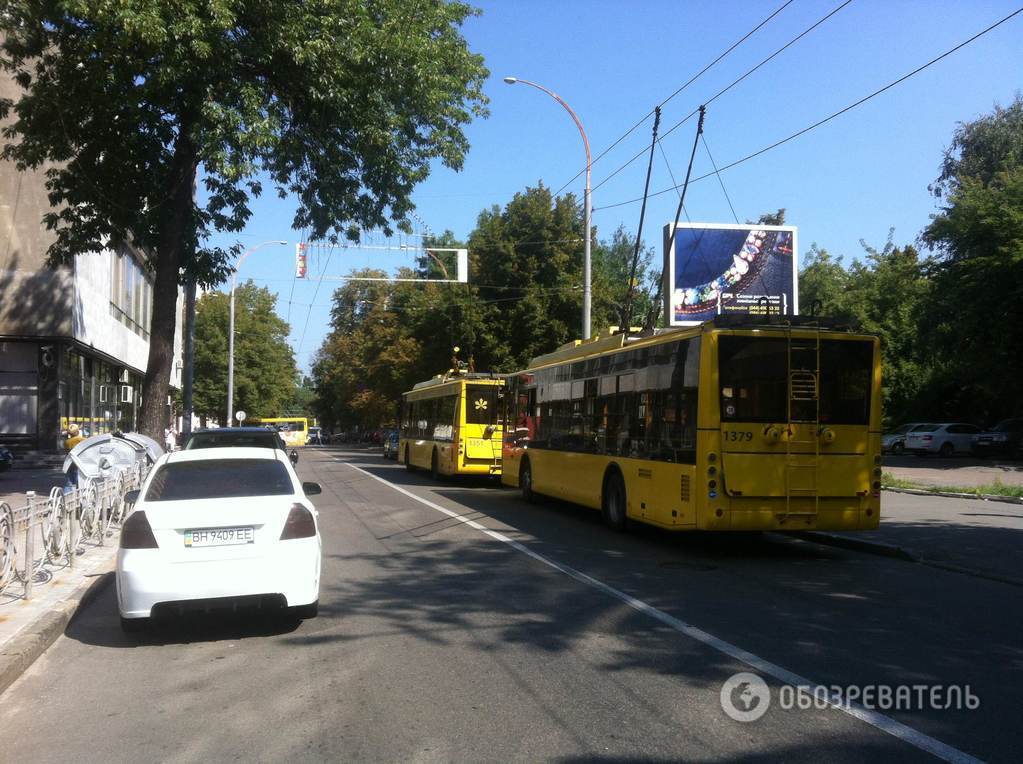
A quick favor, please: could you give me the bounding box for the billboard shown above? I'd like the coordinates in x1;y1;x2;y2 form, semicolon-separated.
663;223;797;326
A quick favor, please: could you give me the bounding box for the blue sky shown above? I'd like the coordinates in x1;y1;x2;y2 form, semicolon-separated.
209;0;1022;375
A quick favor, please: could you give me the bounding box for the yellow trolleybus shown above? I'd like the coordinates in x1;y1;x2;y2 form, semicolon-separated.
400;373;504;479
502;316;882;532
249;417;309;447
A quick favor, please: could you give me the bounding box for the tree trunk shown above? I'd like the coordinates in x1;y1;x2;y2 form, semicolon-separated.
137;134;197;439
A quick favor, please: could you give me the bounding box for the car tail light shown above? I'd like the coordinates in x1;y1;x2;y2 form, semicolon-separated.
121;511;159;549
280;503;316;540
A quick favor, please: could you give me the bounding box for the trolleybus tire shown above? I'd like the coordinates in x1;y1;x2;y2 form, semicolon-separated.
602;470;628;532
519;459;536;504
431;449;441;481
405;446;415;472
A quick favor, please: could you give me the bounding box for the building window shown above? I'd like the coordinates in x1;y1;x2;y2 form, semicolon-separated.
110;246;153;339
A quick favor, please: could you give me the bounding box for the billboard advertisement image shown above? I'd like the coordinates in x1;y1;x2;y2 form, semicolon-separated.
663;223;798;326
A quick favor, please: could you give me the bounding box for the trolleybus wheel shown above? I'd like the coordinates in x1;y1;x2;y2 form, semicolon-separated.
405;446;414;472
519;459;536;504
431;449;441;481
602;471;628;532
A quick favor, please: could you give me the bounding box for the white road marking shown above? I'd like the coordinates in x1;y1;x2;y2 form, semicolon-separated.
345;462;983;764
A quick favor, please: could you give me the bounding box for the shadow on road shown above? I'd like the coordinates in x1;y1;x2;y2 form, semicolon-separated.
66;584;302;648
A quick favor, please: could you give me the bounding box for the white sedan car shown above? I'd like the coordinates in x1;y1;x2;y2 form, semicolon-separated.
116;447;322;632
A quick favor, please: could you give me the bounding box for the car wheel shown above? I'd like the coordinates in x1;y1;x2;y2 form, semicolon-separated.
519;459;536;503
120;616;149;634
939;442;954;457
602;471;628;532
405;446;415;471
892;442;904;455
291;600;318;620
431;450;441;481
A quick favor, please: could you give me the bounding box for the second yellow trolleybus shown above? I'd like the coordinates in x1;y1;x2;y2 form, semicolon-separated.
400;373;504;479
502;316;882;532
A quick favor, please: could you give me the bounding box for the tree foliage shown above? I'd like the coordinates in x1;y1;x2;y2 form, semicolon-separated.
0;0;488;437
311;186;660;430
192;281;297;424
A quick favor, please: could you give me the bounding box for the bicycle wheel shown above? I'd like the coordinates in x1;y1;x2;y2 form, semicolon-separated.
77;484;100;541
42;488;69;561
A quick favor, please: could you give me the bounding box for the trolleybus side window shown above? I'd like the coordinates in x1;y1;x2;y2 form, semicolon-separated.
718;336;788;422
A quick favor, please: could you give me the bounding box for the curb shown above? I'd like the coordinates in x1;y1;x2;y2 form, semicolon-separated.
793;531;1023;589
882;485;1023;506
0;568;113;697
790;531;918;562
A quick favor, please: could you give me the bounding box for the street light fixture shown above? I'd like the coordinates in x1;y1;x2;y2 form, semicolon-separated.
227;239;288;424
504;76;592;340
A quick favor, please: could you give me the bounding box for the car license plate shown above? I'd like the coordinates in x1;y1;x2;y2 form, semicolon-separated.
184;527;255;548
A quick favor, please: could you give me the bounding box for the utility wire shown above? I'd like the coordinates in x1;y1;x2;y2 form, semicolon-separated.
592;0;854;195
596;5;1023;212
295;241;337;358
701;134;740;224
552;0;797;198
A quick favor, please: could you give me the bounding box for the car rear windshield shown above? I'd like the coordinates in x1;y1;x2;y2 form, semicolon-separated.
185;431;279;449
144;459;294;501
718;336;873;424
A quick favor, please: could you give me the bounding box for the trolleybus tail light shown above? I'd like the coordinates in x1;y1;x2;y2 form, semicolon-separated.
121;511;158;549
280;504;316;540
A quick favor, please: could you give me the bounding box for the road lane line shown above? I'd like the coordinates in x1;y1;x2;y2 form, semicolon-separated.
345;462;982;764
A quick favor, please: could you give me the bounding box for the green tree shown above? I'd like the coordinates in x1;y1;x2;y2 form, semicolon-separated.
921;96;1023;421
312;269;421;430
193;281;297;424
0;0;488;437
469;183;585;369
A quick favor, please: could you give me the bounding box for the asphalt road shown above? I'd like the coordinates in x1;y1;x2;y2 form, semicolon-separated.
0;447;1018;763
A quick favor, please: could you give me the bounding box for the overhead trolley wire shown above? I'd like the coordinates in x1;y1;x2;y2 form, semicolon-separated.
552;0;797;198
596;5;1023;212
591;0;854;195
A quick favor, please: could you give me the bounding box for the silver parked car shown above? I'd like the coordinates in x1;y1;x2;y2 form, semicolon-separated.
881;423;929;455
905;423;981;457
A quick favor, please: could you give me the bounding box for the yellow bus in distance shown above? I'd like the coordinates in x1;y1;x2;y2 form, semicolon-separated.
400;374;503;479
502;316;882;533
250;417;309;447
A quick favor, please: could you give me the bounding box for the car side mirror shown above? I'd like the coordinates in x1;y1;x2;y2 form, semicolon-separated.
302;481;322;496
124;489;140;505
289;449;299;466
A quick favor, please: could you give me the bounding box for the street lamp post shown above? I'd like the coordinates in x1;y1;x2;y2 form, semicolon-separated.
504;76;592;340
227;240;288;424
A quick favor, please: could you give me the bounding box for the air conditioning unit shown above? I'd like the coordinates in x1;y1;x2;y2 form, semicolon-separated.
120;385;133;403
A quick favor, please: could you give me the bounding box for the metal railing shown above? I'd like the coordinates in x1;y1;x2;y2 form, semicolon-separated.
0;462;148;599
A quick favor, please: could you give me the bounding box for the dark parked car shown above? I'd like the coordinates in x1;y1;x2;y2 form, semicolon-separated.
182;427;299;466
0;444;13;472
972;419;1023;458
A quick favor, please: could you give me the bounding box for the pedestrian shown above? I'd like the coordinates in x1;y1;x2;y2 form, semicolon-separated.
64;423;85;451
164;426;177;452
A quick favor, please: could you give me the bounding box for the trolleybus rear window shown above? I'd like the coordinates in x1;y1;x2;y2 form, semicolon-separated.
466;385;501;426
718;336;873;425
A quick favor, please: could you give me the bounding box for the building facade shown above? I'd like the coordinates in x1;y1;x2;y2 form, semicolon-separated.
1;74;182;452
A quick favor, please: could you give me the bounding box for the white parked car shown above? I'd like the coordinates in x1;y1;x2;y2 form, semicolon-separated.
116;447;322;632
904;422;981;457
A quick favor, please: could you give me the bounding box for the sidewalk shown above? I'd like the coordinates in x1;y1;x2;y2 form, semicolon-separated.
1;466;123;696
0;527;119;695
804;489;1023;586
